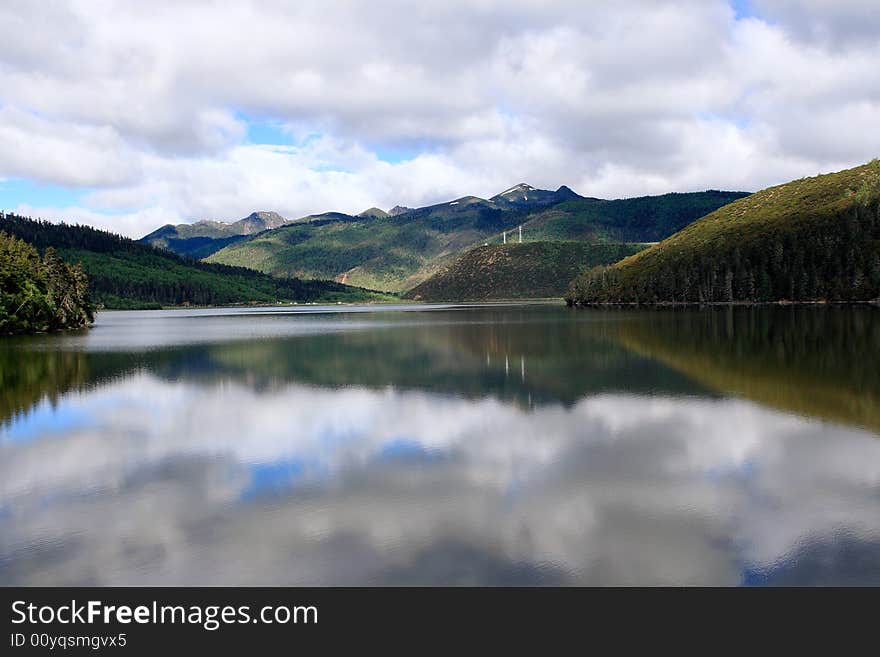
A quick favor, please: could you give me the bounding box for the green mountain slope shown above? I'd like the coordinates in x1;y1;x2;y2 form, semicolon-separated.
205;196;546;292
493;190;749;245
205;186;746;293
405;242;646;301
0;213;390;309
567;160;880;305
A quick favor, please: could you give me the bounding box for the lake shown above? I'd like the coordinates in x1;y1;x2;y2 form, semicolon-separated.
2;303;879;585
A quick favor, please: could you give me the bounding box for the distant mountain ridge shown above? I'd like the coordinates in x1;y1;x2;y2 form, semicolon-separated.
141;210;291;259
201;184;748;293
151;210;288;238
230;211;288;234
490;183;583;208
140;183;587;260
200;182;596;290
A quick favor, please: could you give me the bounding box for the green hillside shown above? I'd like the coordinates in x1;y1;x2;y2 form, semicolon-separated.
205;199;541;292
0;213;390;309
567;160;880;305
206;187;746;293
493;190;750;245
405;241;646;301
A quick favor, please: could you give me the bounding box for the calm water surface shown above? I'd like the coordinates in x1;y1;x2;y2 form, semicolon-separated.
2;303;879;585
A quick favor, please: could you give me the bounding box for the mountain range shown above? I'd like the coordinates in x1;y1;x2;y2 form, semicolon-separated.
140;184;748;293
7;161;878;313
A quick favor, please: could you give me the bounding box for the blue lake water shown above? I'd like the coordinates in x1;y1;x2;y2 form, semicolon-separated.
1;303;879;585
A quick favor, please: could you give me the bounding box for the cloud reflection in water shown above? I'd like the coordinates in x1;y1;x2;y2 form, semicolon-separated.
2;374;879;586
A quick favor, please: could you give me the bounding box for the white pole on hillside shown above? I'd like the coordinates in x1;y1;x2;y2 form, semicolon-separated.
503;231;506;244
518;225;522;243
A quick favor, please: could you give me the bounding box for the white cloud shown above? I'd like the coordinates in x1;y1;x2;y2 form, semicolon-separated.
753;0;880;48
0;0;878;237
0;106;141;187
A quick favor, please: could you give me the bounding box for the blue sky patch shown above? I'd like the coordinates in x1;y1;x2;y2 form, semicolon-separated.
730;0;757;20
0;178;88;211
377;438;443;463
1;399;96;444
241;458;306;500
698;111;752;130
372;144;424;164
245;118;294;146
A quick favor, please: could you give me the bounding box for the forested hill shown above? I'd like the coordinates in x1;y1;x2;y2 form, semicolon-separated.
566;160;880;305
0;213;389;309
1;231;94;335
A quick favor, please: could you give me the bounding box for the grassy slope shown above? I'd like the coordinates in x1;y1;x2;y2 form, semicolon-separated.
405;242;646;301
568;160;880;304
207;191;747;293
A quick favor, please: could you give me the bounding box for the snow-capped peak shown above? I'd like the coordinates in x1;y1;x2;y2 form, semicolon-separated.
499;183;535;196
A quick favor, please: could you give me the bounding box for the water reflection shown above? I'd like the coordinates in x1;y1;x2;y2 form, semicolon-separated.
1;304;879;585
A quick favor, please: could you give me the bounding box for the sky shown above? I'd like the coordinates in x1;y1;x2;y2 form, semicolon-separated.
0;0;878;237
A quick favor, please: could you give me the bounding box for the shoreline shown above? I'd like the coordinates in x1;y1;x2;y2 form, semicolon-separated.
96;298;565;312
566;299;880;308
97;297;880;313
97;298;407;311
